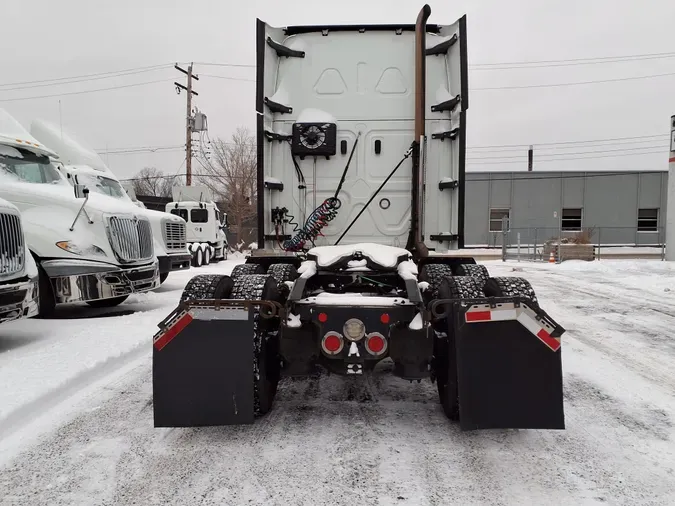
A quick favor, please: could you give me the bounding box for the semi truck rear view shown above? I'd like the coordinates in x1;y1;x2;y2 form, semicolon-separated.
152;5;566;431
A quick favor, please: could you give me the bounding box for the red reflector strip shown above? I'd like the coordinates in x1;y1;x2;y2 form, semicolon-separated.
669;156;675;163
536;328;561;352
153;312;193;351
465;310;492;322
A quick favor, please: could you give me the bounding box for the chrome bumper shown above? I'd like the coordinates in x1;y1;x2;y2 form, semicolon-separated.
0;276;39;324
42;259;160;304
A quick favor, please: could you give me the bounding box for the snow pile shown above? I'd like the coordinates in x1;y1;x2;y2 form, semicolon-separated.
297;293;413;306
286;313;301;328
397;260;418;281
298;260;317;279
308;243;411;269
408;312;424;330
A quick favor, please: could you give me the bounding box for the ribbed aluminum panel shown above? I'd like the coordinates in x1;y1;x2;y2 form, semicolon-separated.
164;221;187;251
0;213;25;279
107;216;154;263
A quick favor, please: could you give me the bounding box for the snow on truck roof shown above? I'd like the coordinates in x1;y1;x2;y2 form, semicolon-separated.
0;109;57;158
30;119;110;173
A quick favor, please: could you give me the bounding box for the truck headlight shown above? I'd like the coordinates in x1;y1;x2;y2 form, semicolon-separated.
56;241;107;257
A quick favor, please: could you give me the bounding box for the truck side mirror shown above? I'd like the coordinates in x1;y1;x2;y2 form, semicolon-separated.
74;184;89;199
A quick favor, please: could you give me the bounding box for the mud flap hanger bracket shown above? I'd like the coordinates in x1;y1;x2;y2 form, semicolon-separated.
157;299;286;331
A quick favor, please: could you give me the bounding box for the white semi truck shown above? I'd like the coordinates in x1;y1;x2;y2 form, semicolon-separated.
0;109;160;316
0;197;39;324
165;185;228;267
29;119;192;283
152;6;566;432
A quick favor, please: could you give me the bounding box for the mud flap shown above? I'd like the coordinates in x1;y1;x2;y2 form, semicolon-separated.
152;304;255;427
453;299;565;430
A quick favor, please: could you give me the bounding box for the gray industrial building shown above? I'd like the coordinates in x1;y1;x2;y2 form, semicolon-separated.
464;170;668;247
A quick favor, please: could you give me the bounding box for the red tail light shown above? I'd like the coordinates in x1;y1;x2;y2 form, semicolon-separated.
380;313;390;324
318;312;328;323
365;333;387;356
322;332;343;355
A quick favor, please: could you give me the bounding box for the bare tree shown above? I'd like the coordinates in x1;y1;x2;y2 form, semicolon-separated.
195;128;257;245
131;167;178;198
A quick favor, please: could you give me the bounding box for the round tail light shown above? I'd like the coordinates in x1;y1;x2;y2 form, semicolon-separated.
365;332;387;356
322;332;344;355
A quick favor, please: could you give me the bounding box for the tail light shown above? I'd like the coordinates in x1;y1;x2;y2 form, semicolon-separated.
322;332;344;355
365;332;387;356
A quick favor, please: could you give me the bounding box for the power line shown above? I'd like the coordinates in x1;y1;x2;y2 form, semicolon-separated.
201;74;256;82
472;71;675;90
193;62;255;68
0;79;171;103
0;64;171;88
468;145;669;161
470;50;675;68
0;65;172;92
467;133;670;150
468;150;666;165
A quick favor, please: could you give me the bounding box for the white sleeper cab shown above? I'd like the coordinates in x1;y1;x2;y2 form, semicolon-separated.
30;119;192;284
0;197;39;324
0;109;160;317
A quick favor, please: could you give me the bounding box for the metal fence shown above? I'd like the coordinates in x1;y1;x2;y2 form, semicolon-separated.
495;218;666;262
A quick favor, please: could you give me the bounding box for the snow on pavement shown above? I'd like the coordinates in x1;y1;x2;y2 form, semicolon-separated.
1;258;675;505
0;259;243;434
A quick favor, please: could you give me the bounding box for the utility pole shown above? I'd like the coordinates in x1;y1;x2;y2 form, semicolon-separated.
174;62;199;185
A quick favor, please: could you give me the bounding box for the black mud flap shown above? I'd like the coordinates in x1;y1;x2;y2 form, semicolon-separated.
452;299;565;430
152;304;255;427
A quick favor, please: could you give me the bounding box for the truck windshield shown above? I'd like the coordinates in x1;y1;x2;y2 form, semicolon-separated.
75;173;129;199
0;147;64;185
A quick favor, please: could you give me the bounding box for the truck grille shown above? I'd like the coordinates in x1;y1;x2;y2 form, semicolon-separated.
0;213;25;279
164;221;187;251
107;217;154;263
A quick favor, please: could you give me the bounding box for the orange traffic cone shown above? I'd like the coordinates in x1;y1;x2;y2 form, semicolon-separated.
548;252;556;263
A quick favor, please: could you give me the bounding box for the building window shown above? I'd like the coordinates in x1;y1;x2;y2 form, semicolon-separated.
637;208;658;232
489;208;510;232
561;208;582;231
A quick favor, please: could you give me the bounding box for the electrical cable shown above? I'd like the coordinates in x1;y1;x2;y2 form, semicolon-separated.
281;134;361;252
335;144;414;246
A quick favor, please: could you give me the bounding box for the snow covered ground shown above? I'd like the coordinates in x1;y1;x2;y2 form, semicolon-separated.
1;257;674;505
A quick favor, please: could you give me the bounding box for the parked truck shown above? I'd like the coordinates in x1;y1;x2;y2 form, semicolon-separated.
0;197;39;324
29;119;192;284
0;109;160;317
152;5;565;431
165;185;228;267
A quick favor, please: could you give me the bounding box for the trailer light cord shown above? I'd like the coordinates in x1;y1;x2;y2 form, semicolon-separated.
334;144;414;246
281;133;361;252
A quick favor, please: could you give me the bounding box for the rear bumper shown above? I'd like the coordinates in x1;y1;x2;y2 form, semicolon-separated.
0;275;39;324
42;258;160;304
158;253;192;274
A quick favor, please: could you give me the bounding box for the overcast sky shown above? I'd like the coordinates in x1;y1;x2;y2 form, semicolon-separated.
2;0;675;180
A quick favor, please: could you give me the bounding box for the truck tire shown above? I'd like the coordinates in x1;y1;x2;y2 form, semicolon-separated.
455;263;490;286
203;247;211;266
180;274;234;304
86;295;129;308
418;264;454;299
435;276;486;421
192;247;204;268
230;263;265;279
230;274;282;416
267;263;299;297
159;272;169;284
36;265;56;319
483;277;539;309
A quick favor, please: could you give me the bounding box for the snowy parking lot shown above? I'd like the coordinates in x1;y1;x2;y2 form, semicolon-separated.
1;257;674;505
